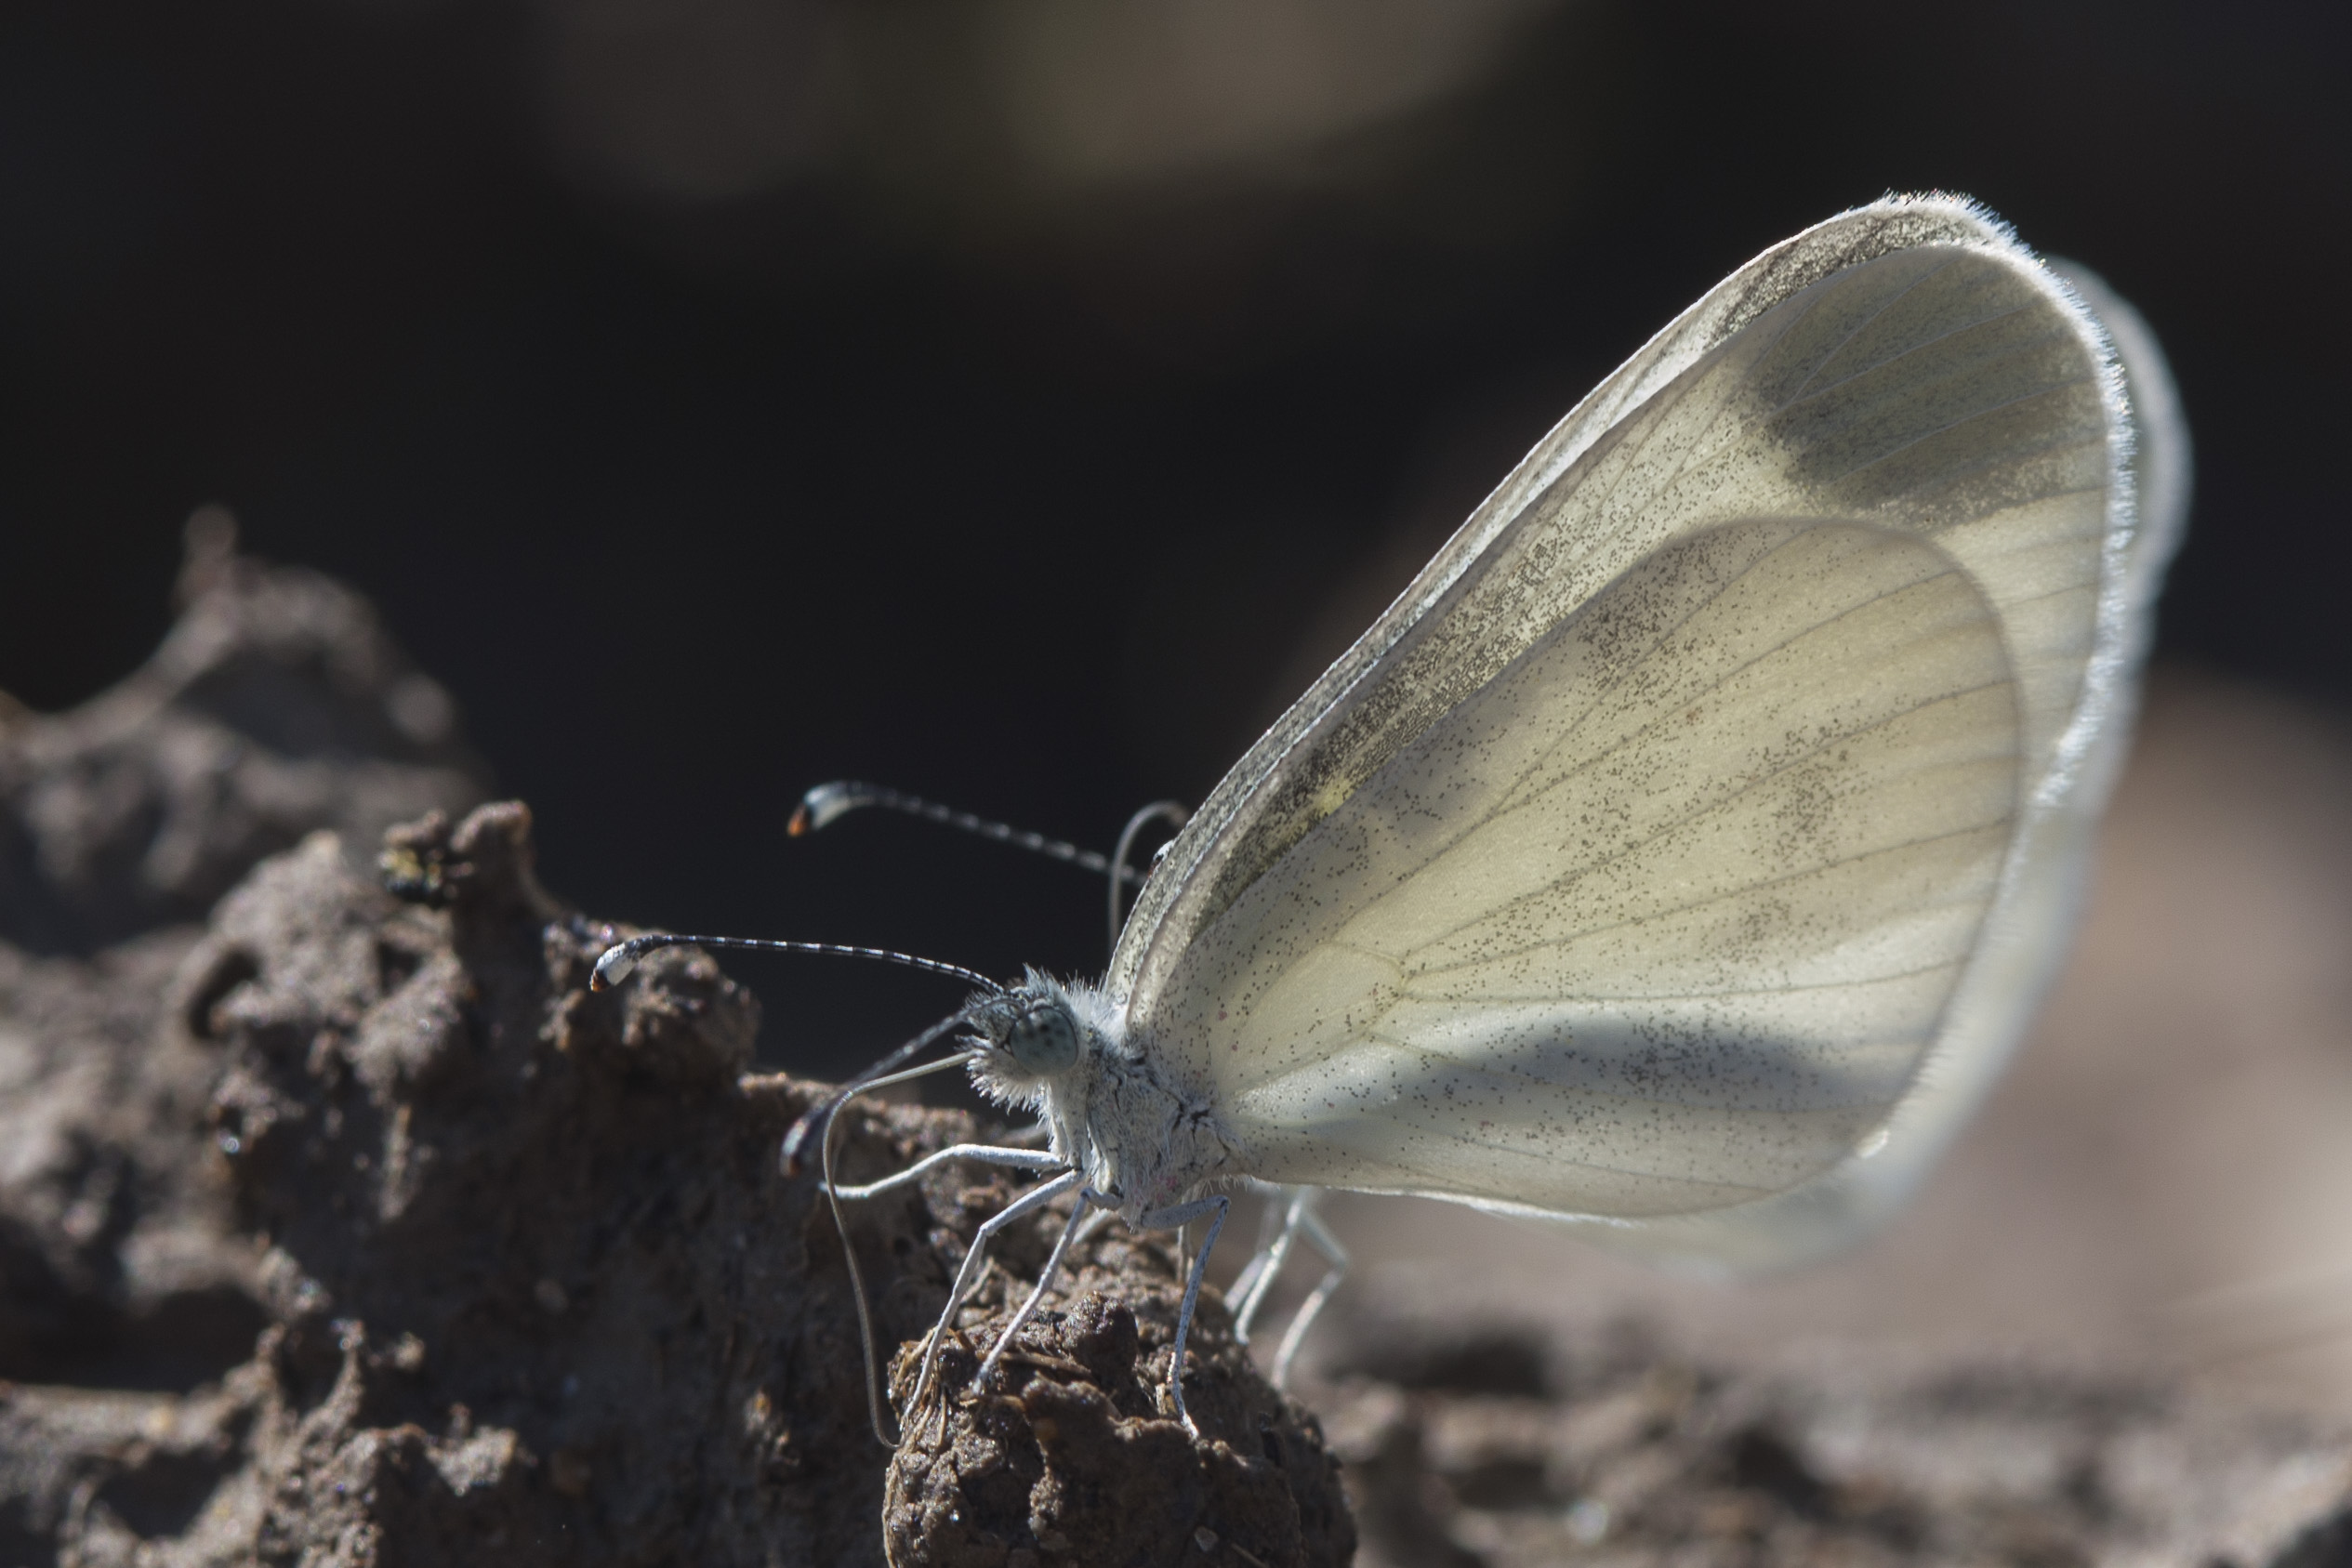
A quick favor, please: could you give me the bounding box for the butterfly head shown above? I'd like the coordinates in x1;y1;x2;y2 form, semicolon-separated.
999;993;1081;1075
962;971;1115;1116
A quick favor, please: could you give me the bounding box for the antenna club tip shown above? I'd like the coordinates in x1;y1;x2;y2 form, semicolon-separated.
590;945;637;991
780;1107;825;1177
793;782;865;836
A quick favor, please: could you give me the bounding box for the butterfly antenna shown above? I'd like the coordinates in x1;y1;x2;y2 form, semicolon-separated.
799;1007;981;1448
791;781;1149;886
1107;799;1187;958
589;931;1000;995
776;1005;985;1178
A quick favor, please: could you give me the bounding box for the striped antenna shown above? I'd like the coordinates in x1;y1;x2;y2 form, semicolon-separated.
790;781;1146;884
1108;799;1188;956
590;932;1000;995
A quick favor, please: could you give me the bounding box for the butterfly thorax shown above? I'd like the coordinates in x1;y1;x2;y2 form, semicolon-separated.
964;972;1243;1225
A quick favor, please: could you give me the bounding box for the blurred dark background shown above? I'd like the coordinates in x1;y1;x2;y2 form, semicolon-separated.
3;0;2346;1072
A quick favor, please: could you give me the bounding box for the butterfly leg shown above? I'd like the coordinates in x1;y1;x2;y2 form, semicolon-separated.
1071;1201;1117;1246
974;1187;1113;1386
827;1143;1064;1200
905;1168;1083;1419
1269;1197;1347;1389
1134;1192;1230;1437
1230;1184;1310;1345
1223;1189;1288;1327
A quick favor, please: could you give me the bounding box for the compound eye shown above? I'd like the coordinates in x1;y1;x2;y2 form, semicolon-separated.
1004;1003;1079;1075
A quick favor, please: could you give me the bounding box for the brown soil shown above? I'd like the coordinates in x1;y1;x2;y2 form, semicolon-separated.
1;535;2346;1565
0;536;1347;1567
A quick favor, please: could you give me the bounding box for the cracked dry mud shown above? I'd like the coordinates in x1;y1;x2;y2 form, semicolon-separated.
2;535;2349;1566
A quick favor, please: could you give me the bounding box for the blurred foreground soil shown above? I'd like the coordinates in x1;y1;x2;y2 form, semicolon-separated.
2;541;2349;1565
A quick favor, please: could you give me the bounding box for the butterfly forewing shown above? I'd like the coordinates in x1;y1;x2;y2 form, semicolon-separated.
1109;195;2137;1239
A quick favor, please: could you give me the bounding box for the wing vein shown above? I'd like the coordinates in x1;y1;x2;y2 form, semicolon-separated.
1395;955;1966;1004
1482;545;1982;834
1406;820;2004;979
1808;377;2098;486
1251;554;1932;982
1777;297;2044;414
1775;252;1970;409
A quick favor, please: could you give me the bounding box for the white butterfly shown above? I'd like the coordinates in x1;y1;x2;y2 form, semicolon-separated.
596;192;2182;1437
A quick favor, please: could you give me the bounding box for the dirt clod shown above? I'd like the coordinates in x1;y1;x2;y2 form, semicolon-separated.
881;1238;1351;1568
9;787;1349;1565
1;544;1348;1565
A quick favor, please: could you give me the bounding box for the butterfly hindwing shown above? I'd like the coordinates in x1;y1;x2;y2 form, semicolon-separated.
1162;517;2020;1214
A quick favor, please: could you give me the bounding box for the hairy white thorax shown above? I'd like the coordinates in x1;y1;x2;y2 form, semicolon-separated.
964;974;1244;1225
